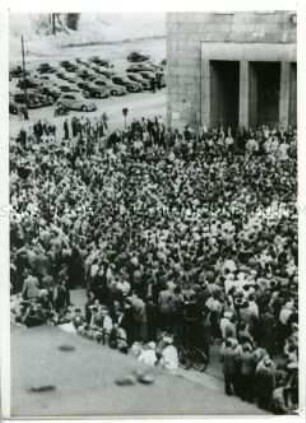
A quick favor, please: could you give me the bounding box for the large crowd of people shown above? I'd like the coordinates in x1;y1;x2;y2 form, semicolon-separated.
10;114;298;414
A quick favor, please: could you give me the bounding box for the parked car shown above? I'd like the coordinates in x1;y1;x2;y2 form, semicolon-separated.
38;82;61;100
13;90;53;109
9;65;29;79
81;82;110;99
76;69;97;81
37;62;56;74
56;71;75;84
126;63;156;73
126;72;150;90
59;60;78;72
89;56;111;68
17;77;40;89
147;61;163;71
89;65;114;78
76;78;90;90
127;51;150;63
38;74;59;84
139;70;156;81
93;79;127;96
56;93;97;112
76;58;90;67
112;75;141;93
57;83;80;94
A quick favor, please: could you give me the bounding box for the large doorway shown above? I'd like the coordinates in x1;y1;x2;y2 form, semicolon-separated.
210;60;239;129
249;62;280;128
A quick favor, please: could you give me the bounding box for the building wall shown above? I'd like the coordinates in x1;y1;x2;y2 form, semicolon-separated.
167;11;297;129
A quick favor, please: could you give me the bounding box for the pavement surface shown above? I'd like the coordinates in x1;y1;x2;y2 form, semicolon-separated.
11;324;268;418
10;89;167;140
69;289;225;382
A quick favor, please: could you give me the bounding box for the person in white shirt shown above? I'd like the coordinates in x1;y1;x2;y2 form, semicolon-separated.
138;342;158;367
246;137;259;154
277;140;289;161
159;336;179;371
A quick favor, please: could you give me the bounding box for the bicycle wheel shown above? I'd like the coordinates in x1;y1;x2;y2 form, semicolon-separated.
191;348;208;372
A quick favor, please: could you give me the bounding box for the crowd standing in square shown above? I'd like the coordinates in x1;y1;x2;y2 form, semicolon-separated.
10;115;298;414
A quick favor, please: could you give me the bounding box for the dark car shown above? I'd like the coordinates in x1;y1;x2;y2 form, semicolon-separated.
9;65;29;79
59;60;78;72
57;83;80;94
89;56;111;68
37;63;56;74
139;70;156;81
126;63;156;73
13;90;53;109
17;77;40;89
93;79;127;96
81;82;110;99
76;78;94;92
112;75;141;93
89;65;115;78
127;52;150;62
37;74;59;85
38;82;61;100
76;69;97;81
126;72;150;90
56;71;75;84
76;58;91;67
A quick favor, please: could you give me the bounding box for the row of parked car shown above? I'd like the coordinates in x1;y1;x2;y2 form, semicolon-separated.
9;54;166;114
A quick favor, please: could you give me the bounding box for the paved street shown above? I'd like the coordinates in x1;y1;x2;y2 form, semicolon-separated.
11;324;268;417
10;89;167;140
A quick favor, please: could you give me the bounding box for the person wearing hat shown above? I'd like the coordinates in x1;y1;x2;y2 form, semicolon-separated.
237;341;255;402
221;338;239;396
158;283;175;332
255;354;276;410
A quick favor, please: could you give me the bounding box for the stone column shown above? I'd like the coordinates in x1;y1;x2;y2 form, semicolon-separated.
279;61;290;128
201;59;210;128
239;60;249;129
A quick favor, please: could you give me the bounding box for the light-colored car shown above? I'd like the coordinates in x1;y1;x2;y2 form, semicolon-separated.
56;93;97;112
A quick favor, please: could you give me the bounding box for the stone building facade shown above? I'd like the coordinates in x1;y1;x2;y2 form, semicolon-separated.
166;12;297;130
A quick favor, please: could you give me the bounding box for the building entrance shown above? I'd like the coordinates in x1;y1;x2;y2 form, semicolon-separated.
249;62;280;128
209;60;239;129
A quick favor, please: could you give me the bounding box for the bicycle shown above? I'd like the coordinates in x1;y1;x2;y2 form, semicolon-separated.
178;344;208;372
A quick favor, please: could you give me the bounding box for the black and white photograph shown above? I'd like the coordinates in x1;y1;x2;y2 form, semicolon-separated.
4;4;301;419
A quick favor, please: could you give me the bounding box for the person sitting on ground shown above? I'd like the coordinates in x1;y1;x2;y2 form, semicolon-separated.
138;341;158;367
159;335;179;371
